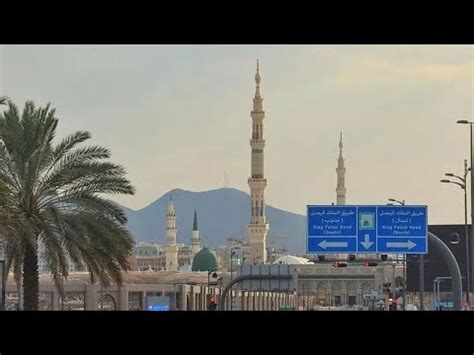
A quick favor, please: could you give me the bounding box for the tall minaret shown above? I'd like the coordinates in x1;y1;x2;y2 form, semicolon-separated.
336;132;347;205
165;195;178;271
248;60;269;265
191;210;201;255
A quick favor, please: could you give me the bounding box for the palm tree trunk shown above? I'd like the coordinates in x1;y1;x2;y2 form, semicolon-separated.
22;241;39;310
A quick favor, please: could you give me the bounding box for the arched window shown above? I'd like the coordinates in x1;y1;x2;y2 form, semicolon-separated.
98;294;116;311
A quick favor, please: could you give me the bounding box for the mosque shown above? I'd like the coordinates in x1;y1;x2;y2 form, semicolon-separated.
132;60;351;271
129;61;404;309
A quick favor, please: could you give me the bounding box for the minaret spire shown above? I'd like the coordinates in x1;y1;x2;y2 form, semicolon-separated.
336;131;347;205
248;60;269;265
191;209;201;255
193;210;198;231
339;131;343;154
254;60;263;103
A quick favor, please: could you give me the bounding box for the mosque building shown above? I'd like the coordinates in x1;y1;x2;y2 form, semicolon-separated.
130;198;203;272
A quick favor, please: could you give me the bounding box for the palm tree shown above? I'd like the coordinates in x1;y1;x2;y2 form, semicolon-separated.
0;100;135;310
0;96;10;232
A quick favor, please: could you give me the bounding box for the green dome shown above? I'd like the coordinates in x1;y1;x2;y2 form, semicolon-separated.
192;247;218;272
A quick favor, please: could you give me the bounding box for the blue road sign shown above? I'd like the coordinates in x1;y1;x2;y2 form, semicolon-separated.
307;205;427;254
146;296;170;311
148;304;170;311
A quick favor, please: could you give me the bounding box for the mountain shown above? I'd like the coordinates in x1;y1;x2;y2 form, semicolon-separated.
122;188;307;254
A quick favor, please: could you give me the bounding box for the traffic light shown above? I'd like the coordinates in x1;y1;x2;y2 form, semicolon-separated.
364;261;378;267
389;298;398;311
381;254;388;261
208;295;217;311
382;282;391;293
333;261;347;267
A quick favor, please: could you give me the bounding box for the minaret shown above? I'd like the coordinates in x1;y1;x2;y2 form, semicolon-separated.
191;210;201;255
248;60;269;265
165;195;178;271
336;132;347;205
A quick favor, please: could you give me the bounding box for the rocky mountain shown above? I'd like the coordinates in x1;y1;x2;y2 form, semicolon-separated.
122;188;306;254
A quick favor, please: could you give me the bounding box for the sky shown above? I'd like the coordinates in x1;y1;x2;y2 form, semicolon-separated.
0;45;473;224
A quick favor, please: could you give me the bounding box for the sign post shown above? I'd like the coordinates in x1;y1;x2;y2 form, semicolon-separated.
307;205;428;254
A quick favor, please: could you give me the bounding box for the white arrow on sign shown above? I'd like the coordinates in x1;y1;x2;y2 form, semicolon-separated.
360;234;374;249
386;240;417;250
318;240;348;249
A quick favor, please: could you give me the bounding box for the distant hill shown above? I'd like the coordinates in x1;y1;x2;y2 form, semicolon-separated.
122;188;306;254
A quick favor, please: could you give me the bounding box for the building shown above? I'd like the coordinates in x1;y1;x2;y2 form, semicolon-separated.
133;242;163;257
336;131;347;205
215;239;286;271
130;243;197;272
38;242;87;274
3;271;298;311
130;202;202;272
164;196;179;271
296;263;398;308
248;60;269;265
407;224;472;309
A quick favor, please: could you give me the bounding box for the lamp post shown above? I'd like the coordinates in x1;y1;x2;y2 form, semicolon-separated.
457;119;474;309
441;159;471;306
230;247;240;311
207;270;218;310
241;251;249;265
388;198;407;310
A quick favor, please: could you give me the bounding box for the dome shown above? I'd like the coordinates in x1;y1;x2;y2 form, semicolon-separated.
272;255;314;265
192;247;218;272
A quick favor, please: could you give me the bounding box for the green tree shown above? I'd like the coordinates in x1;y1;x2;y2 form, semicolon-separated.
0;100;135;310
0;96;10;234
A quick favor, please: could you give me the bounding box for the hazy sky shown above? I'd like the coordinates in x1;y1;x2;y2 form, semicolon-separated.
0;45;473;224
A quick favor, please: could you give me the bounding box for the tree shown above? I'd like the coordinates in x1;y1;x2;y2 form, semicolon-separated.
0;100;135;310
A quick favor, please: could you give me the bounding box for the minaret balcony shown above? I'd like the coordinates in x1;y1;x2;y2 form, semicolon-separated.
248;178;267;186
250;139;265;147
251;111;265;118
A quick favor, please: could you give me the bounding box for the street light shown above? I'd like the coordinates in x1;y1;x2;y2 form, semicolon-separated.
457;119;474;308
241;251;249;265
230;247;240;282
388;198;406;206
207;270;218;290
440;159;471;306
230;247;240;311
387;198;407;310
